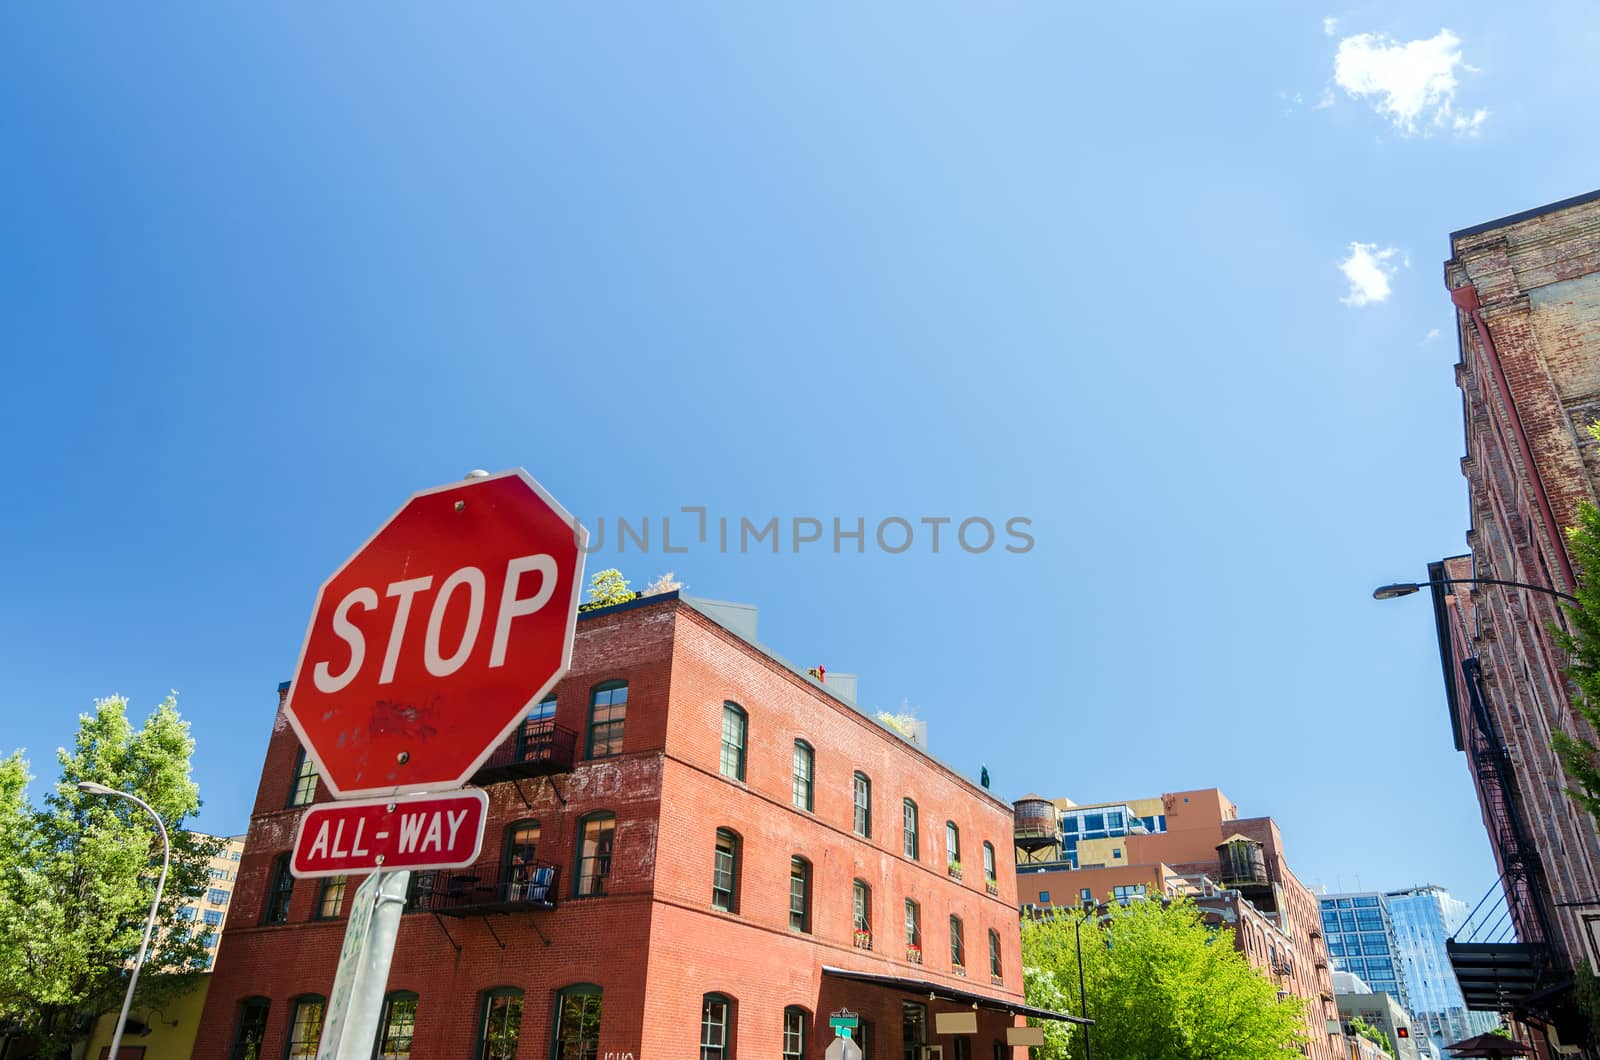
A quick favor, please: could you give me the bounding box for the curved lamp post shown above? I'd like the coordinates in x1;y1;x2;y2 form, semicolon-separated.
1372;578;1578;605
78;781;170;1060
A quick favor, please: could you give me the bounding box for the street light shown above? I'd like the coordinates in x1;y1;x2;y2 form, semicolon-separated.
78;781;170;1060
1372;578;1579;605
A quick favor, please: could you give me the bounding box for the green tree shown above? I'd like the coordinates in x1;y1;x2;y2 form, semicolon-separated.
1554;500;1600;820
579;568;636;611
0;695;222;1057
1021;898;1307;1060
1348;1016;1394;1057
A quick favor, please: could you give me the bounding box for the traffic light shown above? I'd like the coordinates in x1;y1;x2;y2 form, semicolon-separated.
1397;1027;1409;1039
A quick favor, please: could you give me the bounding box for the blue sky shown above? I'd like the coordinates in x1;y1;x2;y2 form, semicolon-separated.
4;3;1599;911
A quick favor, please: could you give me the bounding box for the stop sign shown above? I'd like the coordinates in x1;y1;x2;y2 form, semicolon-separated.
284;469;587;797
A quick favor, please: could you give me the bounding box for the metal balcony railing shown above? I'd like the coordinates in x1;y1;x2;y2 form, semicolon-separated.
408;862;561;915
472;721;578;783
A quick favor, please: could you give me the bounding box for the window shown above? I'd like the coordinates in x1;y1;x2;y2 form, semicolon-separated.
713;829;740;912
902;799;919;859
953;1039;971;1060
313;874;347;919
853;879;872;933
575;813;616;897
720;704;747;781
209;888;230;905
789;856;811;933
285;996;325;1058
1112;884;1145;904
1038;891;1051;904
945;821;961;867
176;906;197;921
203;909;224;926
701;994;733;1060
792;741;814;811
505;820;541;897
479;989;522;1060
376;992;417;1059
263;855;293;924
229;997;269;1060
949;915;965;968
288;748;318;807
853;772;871;837
982;841;996;883
553;985;603;1060
783;1007;808;1060
529;695;557;722
230;849;242;860
989;928;1002;979
904;898;921;949
587;681;628;758
901;1001;927;1060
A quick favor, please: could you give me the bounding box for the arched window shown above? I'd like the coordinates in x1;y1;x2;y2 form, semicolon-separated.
478;987;523;1060
852;772;871;837
782;1007;809;1060
504;819;541;898
587;680;628;758
263;854;294;924
376;991;418;1060
791;740;814;811
945;821;961;869
949;915;966;970
789;856;812;933
981;841;996;885
285;995;325;1058
902;799;919;859
701;993;734;1060
575;812;616;897
288;747;318;807
989;928;1002;980
720;703;747;781
228;997;269;1060
853;879;872;938
713;828;741;912
554;985;603;1060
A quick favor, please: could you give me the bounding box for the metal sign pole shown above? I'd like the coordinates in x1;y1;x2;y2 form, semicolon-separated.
318;870;410;1060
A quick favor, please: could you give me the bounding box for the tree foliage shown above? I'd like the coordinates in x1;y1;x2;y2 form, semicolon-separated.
579;568;637;611
1021;898;1307;1060
1554;500;1600;821
0;695;222;1056
1348;1016;1394;1056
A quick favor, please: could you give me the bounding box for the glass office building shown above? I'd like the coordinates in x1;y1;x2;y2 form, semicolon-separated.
1056;804;1167;869
1321;887;1499;1058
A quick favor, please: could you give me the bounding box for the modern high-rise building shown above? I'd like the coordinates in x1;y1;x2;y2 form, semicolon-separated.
1012;788;1347;1060
1319;887;1499;1060
1418;187;1600;1054
173;832;247;970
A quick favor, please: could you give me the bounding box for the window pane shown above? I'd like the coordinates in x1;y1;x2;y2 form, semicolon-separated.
720;706;746;780
230;999;270;1060
989;930;1001;978
480;992;523;1060
556;991;603;1060
792;743;814;810
317;876;346;919
904;900;920;947
901;1002;926;1060
945;822;960;864
577;816;615;896
789;858;810;932
700;996;728;1060
949;916;964;967
854;774;871;837
853;880;871;932
588;684;628;758
713;831;738;912
377;996;416;1060
982;843;995;880
784;1008;806;1060
289;749;318;807
286;998;325;1058
265;856;294;924
903;801;918;859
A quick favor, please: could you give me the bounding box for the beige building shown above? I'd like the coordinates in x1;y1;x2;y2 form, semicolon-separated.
175;833;246;970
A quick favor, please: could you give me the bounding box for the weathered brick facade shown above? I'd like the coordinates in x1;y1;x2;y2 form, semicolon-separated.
194;594;1039;1059
1435;188;1600;1054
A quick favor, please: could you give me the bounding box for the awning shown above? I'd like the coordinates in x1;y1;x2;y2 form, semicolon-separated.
820;965;1090;1025
1446;941;1548;1011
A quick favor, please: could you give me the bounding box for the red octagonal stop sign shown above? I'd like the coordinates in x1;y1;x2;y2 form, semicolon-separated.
284;469;587;797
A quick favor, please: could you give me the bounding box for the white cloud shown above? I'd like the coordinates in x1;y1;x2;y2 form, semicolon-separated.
1424;327;1442;342
1323;16;1339;37
1333;28;1487;135
1339;242;1403;307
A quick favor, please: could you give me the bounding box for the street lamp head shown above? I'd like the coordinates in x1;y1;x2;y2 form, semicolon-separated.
77;781;118;796
1372;583;1422;601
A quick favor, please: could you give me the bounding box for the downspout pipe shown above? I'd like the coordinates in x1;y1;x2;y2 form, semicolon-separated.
1451;283;1579;593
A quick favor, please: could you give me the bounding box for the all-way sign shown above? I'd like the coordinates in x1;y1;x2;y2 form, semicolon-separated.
290;789;489;878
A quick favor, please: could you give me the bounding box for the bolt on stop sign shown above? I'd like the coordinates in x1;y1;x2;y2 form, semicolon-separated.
284;470;587;797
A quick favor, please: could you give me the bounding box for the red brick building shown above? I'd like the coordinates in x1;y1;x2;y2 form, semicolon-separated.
196;592;1070;1059
1011;789;1346;1060
1427;188;1600;1054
